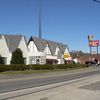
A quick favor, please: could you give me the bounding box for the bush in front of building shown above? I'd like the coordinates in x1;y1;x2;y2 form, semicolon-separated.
30;64;55;70
0;65;11;72
53;64;89;70
0;55;4;64
0;64;88;72
10;64;30;71
0;64;30;72
10;48;25;64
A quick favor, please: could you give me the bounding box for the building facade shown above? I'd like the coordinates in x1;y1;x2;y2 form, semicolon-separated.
28;36;71;64
0;35;29;65
0;34;71;65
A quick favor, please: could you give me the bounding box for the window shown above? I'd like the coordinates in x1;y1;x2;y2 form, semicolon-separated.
36;59;40;64
36;56;40;64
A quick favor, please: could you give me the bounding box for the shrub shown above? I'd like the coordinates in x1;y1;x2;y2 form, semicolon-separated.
0;64;89;72
11;48;24;64
10;64;27;71
30;64;55;70
55;64;88;69
0;65;11;72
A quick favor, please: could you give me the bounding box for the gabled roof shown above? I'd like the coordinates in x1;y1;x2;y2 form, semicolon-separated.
31;37;47;51
58;43;66;54
29;36;69;55
47;40;58;55
30;37;58;55
4;35;22;52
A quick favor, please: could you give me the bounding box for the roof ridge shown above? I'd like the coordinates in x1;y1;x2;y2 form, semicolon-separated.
4;35;23;52
32;36;66;45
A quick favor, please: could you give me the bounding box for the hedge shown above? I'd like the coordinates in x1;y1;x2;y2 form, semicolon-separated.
0;64;89;72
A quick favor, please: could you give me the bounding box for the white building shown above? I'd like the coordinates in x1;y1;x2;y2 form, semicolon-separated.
0;34;71;65
28;36;71;64
0;35;29;65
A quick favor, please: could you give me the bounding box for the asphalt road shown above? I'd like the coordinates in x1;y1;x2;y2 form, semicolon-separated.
0;68;100;93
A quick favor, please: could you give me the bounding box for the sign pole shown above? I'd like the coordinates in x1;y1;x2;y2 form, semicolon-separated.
97;46;98;56
97;46;99;62
90;46;92;61
88;35;93;61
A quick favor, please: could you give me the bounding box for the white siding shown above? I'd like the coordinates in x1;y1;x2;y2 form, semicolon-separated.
64;48;70;54
28;41;34;52
28;41;38;53
55;46;60;55
57;59;65;64
28;41;46;65
0;36;11;64
0;36;9;56
18;37;29;64
33;42;39;53
44;44;51;55
7;53;12;65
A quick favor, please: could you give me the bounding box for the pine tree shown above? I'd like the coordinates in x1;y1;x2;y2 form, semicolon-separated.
11;48;24;64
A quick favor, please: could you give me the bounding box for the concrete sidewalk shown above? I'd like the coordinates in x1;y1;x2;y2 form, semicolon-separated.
2;74;100;100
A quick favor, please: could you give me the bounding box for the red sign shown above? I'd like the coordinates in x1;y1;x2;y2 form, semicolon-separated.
89;40;99;47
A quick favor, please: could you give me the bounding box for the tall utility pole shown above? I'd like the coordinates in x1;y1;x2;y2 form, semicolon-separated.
39;0;42;39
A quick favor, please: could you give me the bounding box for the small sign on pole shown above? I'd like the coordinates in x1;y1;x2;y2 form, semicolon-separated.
88;35;93;41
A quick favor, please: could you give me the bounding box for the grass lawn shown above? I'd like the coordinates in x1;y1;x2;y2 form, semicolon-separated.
0;70;53;75
0;67;86;76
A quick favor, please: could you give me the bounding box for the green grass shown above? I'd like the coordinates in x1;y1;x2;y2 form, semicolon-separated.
0;70;52;75
0;67;87;76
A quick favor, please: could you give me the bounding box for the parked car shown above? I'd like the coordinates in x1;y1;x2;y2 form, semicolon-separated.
85;60;97;66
